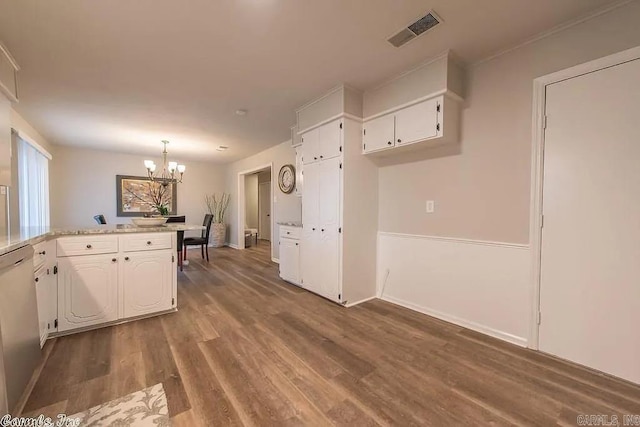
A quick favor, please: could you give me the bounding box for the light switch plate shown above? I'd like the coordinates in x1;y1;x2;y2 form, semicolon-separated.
426;200;435;214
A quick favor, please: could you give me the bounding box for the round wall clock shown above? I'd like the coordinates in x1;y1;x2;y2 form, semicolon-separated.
278;164;296;194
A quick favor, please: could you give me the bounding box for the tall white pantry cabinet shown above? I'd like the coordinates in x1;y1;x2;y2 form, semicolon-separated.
297;85;378;306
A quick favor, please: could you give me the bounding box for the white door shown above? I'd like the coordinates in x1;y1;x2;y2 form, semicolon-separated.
34;269;49;347
301;162;320;290
123;251;173;318
395;98;439;146
258;182;271;241
317;157;341;302
539;58;640;384
301;128;319;165
279;238;300;285
57;255;119;332
363;114;395;153
318;119;342;160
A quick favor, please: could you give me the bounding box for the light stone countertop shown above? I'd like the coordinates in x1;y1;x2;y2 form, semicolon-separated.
277;222;303;227
0;224;205;257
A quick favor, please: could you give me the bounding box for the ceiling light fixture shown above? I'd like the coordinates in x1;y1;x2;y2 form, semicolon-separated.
216;146;229;152
144;140;185;185
235;109;247;116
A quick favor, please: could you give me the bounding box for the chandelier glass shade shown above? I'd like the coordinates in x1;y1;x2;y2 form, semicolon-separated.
144;140;185;186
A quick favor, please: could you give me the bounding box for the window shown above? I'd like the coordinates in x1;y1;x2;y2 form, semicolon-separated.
17;135;50;228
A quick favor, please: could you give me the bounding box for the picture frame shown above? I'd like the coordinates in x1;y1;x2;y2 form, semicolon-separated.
116;175;177;217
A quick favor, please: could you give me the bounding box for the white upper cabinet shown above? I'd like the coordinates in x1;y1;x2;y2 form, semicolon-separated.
0;93;10;187
318;120;342;160
301;119;343;164
301;127;319;165
395;97;439;146
363;114;395;153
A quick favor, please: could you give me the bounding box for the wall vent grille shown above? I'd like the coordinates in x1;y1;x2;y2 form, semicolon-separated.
387;11;441;48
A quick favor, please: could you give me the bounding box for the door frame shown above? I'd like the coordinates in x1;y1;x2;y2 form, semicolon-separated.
237;163;274;257
258;181;271;240
528;45;640;349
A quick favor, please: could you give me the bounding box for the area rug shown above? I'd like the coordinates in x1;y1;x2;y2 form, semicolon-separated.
70;383;170;426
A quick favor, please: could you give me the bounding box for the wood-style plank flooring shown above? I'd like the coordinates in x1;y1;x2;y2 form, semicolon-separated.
24;241;640;425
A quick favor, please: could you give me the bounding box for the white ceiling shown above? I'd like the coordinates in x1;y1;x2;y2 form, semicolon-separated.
0;0;618;163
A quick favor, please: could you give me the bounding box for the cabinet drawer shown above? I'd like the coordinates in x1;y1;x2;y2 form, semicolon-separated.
57;235;119;257
279;226;301;240
33;241;48;271
121;232;173;252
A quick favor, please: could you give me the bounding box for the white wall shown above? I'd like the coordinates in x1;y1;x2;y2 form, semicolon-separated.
244;174;258;229
225;140;301;259
50;145;226;231
376;1;640;347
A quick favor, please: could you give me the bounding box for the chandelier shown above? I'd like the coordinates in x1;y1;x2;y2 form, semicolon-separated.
144;140;185;185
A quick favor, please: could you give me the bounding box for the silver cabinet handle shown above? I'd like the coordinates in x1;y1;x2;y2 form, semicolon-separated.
86;244;92;249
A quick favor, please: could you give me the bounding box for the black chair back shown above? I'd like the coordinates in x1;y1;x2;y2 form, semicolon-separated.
93;214;107;225
202;214;214;240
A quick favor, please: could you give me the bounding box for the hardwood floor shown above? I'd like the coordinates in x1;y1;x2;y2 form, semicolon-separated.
23;241;640;425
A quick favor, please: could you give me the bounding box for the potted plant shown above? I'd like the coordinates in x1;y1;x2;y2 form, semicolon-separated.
205;193;230;247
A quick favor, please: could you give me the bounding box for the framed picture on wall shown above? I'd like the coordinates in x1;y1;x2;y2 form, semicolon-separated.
116;175;177;217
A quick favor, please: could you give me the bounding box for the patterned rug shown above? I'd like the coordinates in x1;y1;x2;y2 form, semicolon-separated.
70;383;170;426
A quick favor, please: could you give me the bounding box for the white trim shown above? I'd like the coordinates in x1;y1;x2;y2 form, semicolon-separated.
14;130;53;160
344;296;376;308
528;45;640;350
472;0;635;68
362;89;463;123
297;112;362;135
381;295;528;348
225;243;240;250
237;163;274;259
271;257;279;264
378;231;529;250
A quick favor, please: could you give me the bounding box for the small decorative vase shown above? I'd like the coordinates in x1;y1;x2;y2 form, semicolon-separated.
211;223;226;248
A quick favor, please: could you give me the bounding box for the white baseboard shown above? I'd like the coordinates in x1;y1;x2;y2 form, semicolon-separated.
377;231;530;348
225;243;240;250
345;296;377;308
381;295;528;347
271;257;280;264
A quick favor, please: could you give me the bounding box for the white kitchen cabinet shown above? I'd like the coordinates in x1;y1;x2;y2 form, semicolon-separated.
294;146;303;197
362;95;460;161
57;254;119;332
302;154;342;302
301;127;319;165
301;119;343;164
34;269;49;347
279;226;301;285
122;250;174;318
395;97;439;146
0;93;10;187
363;114;395;153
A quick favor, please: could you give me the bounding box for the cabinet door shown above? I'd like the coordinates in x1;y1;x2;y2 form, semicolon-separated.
318;157;341;302
318;120;342;160
57;255;118;332
294;146;303;197
363;114;395;153
395;98;439;146
46;267;58;334
301;127;319;165
279;238;300;285
122;251;173;318
34;269;49;347
0;93;10;186
319;227;340;302
302;162;320;232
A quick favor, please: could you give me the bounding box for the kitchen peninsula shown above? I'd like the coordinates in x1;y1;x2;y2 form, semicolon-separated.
0;223;204;340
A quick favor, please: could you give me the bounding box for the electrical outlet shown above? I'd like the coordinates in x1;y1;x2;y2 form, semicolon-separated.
426;200;435;214
0;186;6;195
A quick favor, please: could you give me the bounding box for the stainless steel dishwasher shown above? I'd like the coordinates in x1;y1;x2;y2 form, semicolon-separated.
0;245;40;415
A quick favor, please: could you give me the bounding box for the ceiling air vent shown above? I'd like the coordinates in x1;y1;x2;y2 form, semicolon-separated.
387;11;441;48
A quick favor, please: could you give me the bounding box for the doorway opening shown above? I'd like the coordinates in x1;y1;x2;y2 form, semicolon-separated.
237;164;274;258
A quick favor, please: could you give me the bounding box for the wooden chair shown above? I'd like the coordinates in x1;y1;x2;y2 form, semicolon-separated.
165;215;186;271
93;214;107;225
184;214;214;262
